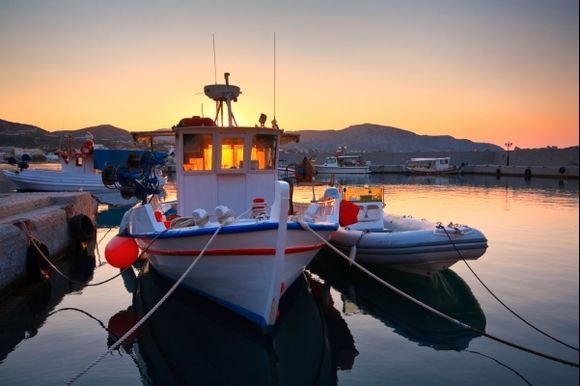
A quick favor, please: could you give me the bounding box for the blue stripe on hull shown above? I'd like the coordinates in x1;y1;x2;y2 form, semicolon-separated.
127;220;338;239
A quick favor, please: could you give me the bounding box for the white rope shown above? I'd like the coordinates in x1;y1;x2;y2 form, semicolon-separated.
66;224;223;384
297;220;579;368
67;207;252;384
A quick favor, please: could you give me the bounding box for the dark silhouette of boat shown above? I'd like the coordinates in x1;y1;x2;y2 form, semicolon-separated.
131;264;342;385
308;251;486;351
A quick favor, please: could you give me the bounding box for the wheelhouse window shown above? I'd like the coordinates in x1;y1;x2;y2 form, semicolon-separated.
250;134;277;170
220;137;245;169
183;133;213;171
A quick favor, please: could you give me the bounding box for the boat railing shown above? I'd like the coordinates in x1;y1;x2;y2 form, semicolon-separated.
292;198;336;223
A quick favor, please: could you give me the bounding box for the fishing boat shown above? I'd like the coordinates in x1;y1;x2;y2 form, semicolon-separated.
315;146;370;174
405;157;463;175
317;184;487;276
2;134;166;192
107;73;341;330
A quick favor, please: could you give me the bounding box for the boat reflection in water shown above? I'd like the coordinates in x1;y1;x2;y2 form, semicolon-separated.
130;262;354;386
309;250;486;351
0;246;96;364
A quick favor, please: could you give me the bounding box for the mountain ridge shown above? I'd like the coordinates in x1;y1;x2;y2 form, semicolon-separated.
1;118;502;152
284;123;502;152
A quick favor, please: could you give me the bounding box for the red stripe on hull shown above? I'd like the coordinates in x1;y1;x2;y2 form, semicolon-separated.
144;243;325;256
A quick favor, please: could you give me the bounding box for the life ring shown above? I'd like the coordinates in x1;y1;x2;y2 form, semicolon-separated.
26;242;50;281
524;168;532;179
559;166;566;174
81;139;94;156
69;214;96;242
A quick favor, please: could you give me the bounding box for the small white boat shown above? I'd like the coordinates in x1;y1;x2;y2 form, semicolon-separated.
45;153;59;162
2;135;166;192
112;73;340;330
405;157;463;175
315;155;370;174
321;185;487;275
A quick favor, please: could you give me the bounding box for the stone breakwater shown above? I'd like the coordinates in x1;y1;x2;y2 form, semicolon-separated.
0;192;96;289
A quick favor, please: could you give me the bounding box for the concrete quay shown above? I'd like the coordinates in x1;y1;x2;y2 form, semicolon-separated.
369;164;579;178
464;164;578;179
0;192;96;290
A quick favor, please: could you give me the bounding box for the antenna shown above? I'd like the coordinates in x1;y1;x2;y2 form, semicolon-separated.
272;32;278;129
212;34;217;84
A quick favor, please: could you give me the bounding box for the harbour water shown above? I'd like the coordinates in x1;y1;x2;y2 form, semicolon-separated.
0;172;578;385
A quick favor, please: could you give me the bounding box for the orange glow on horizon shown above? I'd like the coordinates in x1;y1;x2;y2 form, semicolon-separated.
0;2;577;149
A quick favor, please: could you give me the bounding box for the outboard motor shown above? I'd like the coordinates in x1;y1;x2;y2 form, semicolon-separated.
101;151;167;203
7;154;31;172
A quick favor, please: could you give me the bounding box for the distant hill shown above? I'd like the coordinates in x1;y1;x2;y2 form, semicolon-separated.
0;119;135;150
1;119;501;152
284;124;502;153
0;119;52;149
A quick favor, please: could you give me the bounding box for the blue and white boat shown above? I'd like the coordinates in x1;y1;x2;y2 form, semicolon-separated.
319;185;488;276
116;73;340;330
2;134;166;192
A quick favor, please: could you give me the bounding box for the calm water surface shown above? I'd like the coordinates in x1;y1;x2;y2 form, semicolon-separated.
0;172;578;385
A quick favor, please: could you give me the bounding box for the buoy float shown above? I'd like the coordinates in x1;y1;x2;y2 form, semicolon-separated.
107;308;139;348
105;235;139;269
339;199;360;227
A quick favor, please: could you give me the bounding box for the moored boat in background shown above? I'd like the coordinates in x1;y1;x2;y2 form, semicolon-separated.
315;146;371;175
405;157;463;175
2;134;166;192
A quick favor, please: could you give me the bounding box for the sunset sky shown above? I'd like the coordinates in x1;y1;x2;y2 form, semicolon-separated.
1;0;578;149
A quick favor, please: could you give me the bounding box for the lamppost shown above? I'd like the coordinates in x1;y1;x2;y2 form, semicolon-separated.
505;141;513;166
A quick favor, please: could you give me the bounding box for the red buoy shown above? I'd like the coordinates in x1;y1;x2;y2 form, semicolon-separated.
105;235;140;269
107;308;139;348
339;199;360;227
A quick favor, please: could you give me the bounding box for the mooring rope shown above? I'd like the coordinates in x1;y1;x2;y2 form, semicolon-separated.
48;307;109;332
436;223;579;353
49;307;150;379
66;224;224;384
94;227;115;266
22;221;168;287
298;220;579;368
465;350;532;386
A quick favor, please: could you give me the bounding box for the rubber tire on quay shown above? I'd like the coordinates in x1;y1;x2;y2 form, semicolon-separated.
69;214;96;242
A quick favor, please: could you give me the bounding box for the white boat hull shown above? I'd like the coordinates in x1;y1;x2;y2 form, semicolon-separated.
330;214;487;275
315;165;370;174
136;224;332;328
406;167;462;175
2;169;165;192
